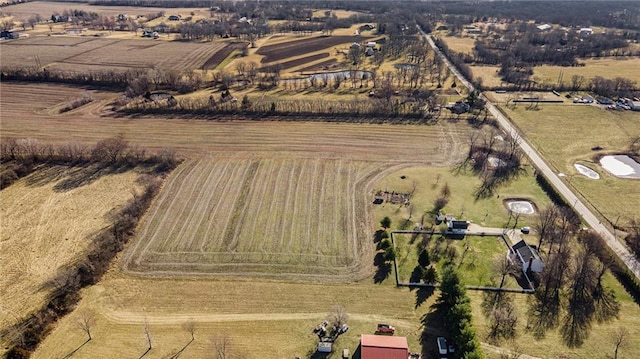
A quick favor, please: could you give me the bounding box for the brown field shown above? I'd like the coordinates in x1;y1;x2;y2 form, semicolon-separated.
1;1;209;22
256;35;371;63
442;35;476;55
311;9;368;19
0;166;140;331
0;37;228;72
469;65;503;88
533;57;640;84
263;52;329;69
297;58;339;72
1;82;474;358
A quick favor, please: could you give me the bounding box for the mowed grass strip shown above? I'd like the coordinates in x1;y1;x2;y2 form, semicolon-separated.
123;157;383;278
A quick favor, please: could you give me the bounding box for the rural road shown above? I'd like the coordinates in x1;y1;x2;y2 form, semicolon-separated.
418;26;640;281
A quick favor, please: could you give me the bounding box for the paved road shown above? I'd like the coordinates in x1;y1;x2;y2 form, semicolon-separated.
419;27;640;281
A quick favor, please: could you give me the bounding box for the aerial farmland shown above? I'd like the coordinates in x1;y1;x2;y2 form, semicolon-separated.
1;1;640;359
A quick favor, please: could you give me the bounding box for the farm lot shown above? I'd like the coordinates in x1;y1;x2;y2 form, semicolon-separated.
501;104;640;224
0;37;229;71
0;166;141;332
1;1;209;23
441;35;476;55
256;35;374;63
533;57;640;84
123;157;386;280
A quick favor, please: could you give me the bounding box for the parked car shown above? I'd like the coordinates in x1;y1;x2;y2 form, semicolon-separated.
437;337;448;355
376;324;395;334
521;226;530;234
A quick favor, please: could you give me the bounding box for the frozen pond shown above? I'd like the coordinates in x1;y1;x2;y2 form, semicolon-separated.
600;155;640;179
505;200;537;215
574;163;600;179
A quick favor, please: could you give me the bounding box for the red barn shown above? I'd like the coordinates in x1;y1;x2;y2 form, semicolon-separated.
361;334;409;359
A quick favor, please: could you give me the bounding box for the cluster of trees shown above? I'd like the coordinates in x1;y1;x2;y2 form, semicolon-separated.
434;1;640;31
527;205;620;347
373;217;395;283
0;136;179;188
481;259;519;344
2;137;179;358
435;265;483;359
460;127;523;199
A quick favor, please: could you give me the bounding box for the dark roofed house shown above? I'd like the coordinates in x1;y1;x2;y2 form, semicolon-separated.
509;240;543;273
445;215;469;235
361;334;408;359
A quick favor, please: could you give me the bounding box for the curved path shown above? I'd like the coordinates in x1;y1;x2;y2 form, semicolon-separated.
418;26;640;281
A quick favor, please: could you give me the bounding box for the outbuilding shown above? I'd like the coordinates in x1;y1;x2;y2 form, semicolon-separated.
361;334;408;359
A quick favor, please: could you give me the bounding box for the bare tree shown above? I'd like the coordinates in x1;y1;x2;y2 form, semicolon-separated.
612;327;628;359
77;311;96;341
535;205;560;253
143;320;153;354
211;335;245;359
327;304;349;330
182;319;196;341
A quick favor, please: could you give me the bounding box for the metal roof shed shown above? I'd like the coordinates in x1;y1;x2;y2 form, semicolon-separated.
361;334;409;359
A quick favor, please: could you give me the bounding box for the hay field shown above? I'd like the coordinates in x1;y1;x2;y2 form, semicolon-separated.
0;166;140;331
501;104;640;223
123;157;386;280
0;37;228;71
442;35;476;55
469;65;503;88
534;57;640;84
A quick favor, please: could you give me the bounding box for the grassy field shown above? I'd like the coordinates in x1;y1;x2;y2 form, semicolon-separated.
501;104;640;224
371;166;551;231
442;35;476;55
0;166;140;331
469;65;503;88
533;57;640;84
123;157;384;280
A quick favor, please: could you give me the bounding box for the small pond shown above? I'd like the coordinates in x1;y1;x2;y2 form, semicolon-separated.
574;163;600;179
504;199;537;215
600;155;640;179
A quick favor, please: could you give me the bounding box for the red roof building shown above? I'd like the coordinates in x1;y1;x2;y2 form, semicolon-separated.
361;334;409;359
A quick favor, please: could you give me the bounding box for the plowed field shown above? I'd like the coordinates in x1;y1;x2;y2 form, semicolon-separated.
123;157;388;279
0;37;228;71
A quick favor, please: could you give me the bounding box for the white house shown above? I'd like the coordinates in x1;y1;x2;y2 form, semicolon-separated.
579;27;593;36
536;24;552;32
509;240;544;273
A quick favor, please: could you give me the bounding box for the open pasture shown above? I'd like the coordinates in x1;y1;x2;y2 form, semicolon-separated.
256;35;371;63
124;157;387;280
533;57;640;84
442;35;476;55
502;104;640;223
0;37;229;71
0;166;140;331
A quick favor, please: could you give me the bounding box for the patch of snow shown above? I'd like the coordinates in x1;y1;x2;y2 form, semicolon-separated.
600;155;640;179
574;163;600;179
507;201;536;215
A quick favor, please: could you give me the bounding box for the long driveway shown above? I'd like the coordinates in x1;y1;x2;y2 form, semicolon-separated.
418;27;640;281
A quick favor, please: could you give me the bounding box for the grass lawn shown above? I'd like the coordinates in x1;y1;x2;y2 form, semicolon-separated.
372;166;551;232
501;104;640;224
393;233;518;288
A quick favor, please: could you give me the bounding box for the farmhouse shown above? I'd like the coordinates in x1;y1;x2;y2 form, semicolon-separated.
360;334;409;359
509;240;544;273
579;27;593;36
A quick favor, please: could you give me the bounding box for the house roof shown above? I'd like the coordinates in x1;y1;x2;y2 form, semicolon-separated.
512;240;540;263
451;220;469;229
361;335;408;359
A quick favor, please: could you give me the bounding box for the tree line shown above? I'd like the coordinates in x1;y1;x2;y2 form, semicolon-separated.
1;137;180;359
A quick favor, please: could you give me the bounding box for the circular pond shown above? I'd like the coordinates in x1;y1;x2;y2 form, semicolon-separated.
574;163;600;179
504;199;537;215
